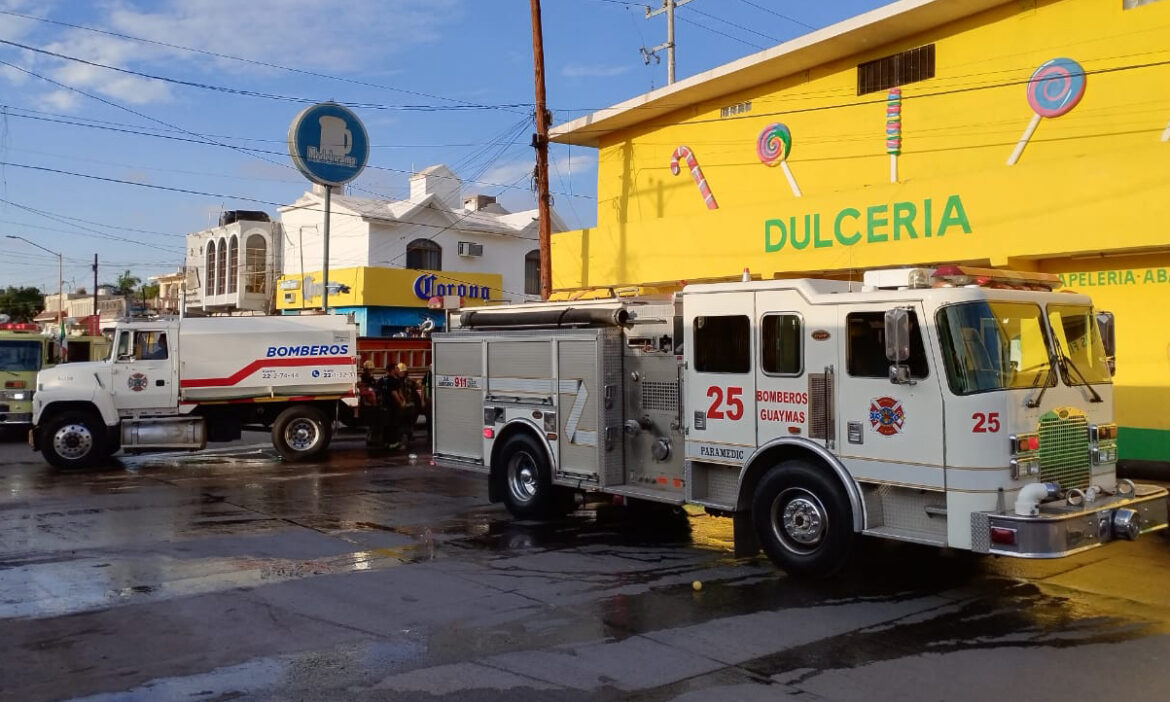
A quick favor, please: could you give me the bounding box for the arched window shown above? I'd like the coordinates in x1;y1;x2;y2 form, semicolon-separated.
524;249;540;295
228;236;239;294
216;238;227;295
206;240;217;296
406;239;441;271
245;234;267;293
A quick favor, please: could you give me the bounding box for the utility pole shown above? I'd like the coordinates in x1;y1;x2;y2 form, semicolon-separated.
92;254;98;332
643;0;695;85
530;0;552;299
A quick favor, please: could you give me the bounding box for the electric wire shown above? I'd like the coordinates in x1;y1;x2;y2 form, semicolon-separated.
0;38;532;112
0;8;527;113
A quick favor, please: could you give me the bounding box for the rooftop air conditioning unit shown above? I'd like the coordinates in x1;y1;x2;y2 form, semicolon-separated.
457;241;484;257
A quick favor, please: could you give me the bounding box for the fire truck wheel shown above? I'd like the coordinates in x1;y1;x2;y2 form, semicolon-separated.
752;460;854;578
498;433;559;520
272;405;331;462
41;410;108;470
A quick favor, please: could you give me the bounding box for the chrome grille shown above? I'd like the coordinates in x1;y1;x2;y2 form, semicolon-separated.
1038;409;1090;490
641;381;679;412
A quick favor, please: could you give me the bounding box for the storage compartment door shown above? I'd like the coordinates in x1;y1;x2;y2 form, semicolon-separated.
433;339;485;460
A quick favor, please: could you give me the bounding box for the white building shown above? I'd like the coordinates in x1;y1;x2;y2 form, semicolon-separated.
183;211;282;315
279;165;565;307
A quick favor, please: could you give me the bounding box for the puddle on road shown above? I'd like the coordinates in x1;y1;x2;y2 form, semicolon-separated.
0;543;434;619
749;578;1166;685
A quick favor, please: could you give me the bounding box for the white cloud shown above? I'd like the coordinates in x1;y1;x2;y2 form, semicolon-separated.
0;0;461;109
106;0;460;74
561;63;631;78
39;88;78;111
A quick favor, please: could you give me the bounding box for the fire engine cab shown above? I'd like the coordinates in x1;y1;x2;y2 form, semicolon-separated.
430;267;1168;576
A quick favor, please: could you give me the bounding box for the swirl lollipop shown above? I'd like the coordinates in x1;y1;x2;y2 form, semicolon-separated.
1007;57;1086;166
756;123;802;197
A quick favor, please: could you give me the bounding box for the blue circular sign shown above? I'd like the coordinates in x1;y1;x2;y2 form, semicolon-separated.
287;102;369;186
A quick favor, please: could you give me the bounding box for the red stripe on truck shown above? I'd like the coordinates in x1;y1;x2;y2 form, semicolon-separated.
179;356;354;388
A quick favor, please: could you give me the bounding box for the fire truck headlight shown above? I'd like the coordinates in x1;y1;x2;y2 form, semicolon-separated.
1011;458;1040;480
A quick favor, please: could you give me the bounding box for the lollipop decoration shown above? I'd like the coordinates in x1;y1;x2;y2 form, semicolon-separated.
757;123;802;197
1007;57;1086;166
669;146;719;210
886;88;902;183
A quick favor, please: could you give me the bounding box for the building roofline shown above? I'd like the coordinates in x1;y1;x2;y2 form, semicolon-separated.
549;0;1011;147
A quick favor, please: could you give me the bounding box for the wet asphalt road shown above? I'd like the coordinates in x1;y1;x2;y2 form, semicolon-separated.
2;433;1170;702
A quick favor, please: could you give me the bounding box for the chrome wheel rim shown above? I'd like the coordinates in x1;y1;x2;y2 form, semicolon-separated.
284;418;320;452
53;423;94;461
771;488;827;554
507;451;539;504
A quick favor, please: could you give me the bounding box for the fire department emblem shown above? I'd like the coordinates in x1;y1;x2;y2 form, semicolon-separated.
128;372;149;392
869;396;905;436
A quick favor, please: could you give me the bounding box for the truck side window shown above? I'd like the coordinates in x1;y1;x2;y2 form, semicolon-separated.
134;332;169;360
846;311;928;378
761;314;802;375
694;315;750;373
115;331;132;360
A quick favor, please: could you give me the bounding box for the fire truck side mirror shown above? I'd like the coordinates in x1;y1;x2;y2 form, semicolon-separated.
1096;311;1116;376
885;308;915;385
884;308;911;363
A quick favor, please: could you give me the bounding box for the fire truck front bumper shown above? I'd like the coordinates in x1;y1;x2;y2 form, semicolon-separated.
971;484;1169;558
0;411;32;425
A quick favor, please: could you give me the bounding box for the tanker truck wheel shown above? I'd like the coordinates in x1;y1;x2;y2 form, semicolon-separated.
41;410;109;470
272;405;331;462
751;460;854;578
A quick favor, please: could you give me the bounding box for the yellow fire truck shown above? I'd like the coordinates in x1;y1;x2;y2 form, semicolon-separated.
0;323;109;432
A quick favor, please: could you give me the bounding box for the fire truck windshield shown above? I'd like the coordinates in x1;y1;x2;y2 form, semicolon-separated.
0;340;43;372
1046;304;1112;387
936;302;1055;395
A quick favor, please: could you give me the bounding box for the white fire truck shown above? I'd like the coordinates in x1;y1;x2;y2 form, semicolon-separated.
31;315;358;469
431;266;1168;576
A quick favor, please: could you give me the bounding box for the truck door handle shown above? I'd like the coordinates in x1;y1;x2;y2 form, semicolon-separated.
156;380;165;387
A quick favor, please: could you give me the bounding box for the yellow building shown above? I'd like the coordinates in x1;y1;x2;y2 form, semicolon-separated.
276;266;500;336
550;0;1170;463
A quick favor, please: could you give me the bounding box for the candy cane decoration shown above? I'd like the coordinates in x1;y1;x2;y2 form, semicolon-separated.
669;146;718;210
886;88;902;183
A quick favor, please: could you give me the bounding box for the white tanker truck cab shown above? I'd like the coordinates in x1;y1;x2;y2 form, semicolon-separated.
31;315;359;469
430;266;1168;577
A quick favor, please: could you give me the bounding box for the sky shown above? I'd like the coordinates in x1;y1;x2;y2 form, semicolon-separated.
0;0;889;294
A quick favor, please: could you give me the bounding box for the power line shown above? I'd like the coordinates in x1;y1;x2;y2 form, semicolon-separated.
0;103;527;148
0;38;532;112
0;7;526;113
0;104;595;200
560;56;1170;137
674;14;765;50
733;0;815;30
0;197;184;253
679;4;780;44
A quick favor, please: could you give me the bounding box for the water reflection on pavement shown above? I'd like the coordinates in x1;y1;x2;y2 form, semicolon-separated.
2;437;1169;701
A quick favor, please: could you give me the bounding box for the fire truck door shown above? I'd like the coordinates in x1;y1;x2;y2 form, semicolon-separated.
109;328;177;412
834;304;945;488
754;290;811;447
684;292;756;465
